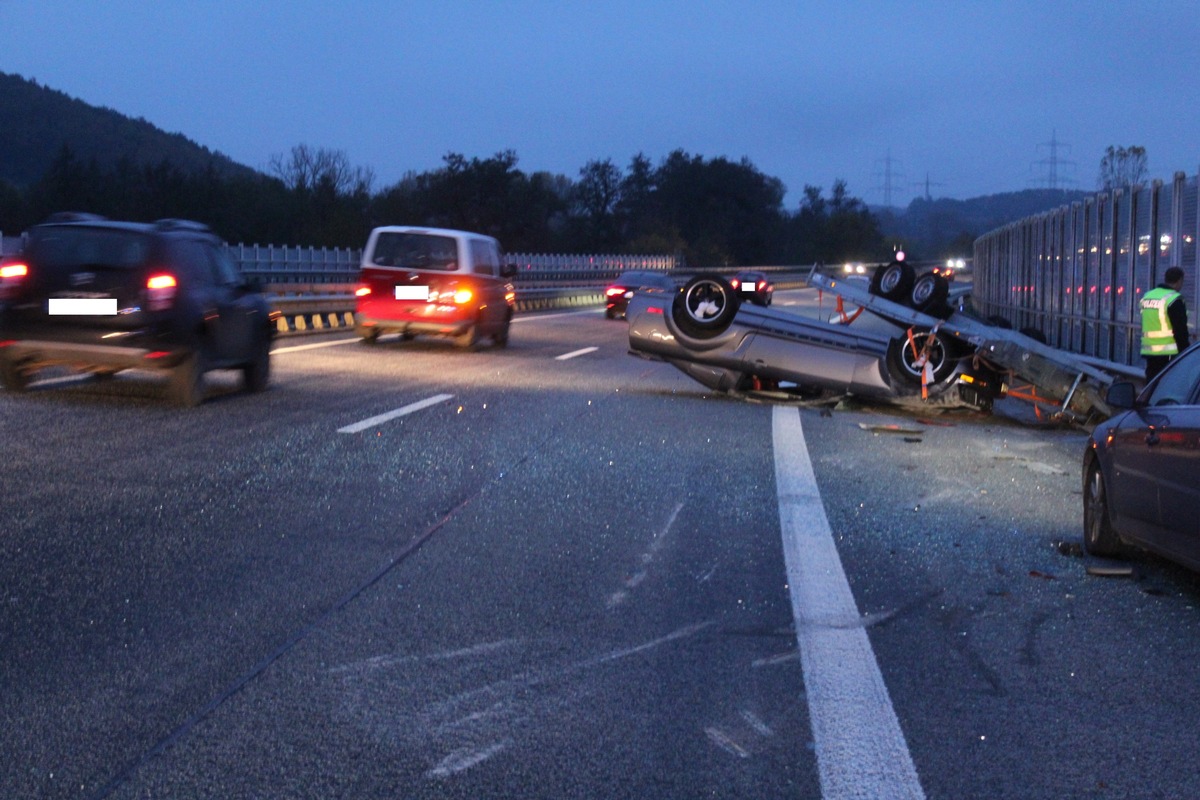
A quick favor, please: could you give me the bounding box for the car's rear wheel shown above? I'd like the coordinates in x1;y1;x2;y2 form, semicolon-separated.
870;262;915;302
167;353;204;407
494;312;512;348
0;354;30;392
1083;462;1124;556
357;325;380;344
886;329;957;385
242;337;271;393
456;322;479;350
672;274;740;339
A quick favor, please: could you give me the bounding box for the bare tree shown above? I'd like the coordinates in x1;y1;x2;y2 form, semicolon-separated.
268;144;374;195
1098;145;1148;190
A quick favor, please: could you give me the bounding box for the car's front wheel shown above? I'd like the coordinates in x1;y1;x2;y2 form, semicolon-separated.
1083;461;1124;556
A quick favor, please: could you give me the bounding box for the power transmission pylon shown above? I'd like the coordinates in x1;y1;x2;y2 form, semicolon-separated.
874;149;906;207
1030;129;1077;189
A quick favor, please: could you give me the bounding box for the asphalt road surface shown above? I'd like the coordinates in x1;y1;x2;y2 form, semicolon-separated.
4;291;1200;799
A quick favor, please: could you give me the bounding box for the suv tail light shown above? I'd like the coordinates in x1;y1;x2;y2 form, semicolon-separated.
0;262;28;301
145;273;178;311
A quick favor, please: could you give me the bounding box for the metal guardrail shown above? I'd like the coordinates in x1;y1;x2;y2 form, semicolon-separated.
267;269;814;335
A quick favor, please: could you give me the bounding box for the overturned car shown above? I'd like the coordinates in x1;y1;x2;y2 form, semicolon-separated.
626;272;1006;411
629;268;1119;422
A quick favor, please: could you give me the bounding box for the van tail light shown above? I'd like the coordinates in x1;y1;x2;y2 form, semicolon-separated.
145;273;178;311
355;285;372;297
0;262;28;300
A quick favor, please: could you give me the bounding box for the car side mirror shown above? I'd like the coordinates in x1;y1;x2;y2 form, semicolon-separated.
1105;381;1137;410
500;263;518;279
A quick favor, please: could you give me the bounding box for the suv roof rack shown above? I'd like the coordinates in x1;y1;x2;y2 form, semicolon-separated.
154;218;211;233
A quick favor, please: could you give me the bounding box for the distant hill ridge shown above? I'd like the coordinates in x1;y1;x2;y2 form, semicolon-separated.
0;71;258;187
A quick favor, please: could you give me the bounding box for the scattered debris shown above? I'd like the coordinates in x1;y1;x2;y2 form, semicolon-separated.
916;418;956;427
858;423;926;435
1086;565;1135;578
1028;570;1057;580
1054;540;1084;558
903;437;923;443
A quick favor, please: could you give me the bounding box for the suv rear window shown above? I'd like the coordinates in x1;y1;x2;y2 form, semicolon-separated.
30;228;150;272
369;232;460;271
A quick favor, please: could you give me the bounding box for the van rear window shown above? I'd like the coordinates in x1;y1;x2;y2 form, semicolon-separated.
369;232;459;271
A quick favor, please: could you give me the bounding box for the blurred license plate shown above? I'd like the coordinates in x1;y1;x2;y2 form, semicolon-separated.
49;298;118;315
395;285;432;301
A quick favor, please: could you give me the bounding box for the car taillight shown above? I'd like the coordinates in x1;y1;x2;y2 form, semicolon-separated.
605;286;626;297
0;262;28;300
730;279;740;289
355;285;372;297
758;281;767;291
145;273;177;311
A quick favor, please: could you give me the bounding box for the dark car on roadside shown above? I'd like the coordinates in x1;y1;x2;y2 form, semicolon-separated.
0;213;275;406
354;226;517;348
730;270;774;306
1083;342;1200;570
604;270;676;319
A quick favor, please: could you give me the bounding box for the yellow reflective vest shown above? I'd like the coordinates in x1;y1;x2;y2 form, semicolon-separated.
1140;287;1183;355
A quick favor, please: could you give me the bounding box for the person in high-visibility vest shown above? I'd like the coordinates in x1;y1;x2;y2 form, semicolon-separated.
1140;266;1190;382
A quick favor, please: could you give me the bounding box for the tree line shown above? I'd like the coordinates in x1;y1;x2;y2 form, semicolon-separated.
0;143;893;266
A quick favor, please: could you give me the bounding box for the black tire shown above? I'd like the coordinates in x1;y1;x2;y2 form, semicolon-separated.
911;273;950;314
870;262;916;302
456;322;479;350
357;325;380;344
672;274;740;339
1083;461;1124;556
605;307;616;319
494;312;512;348
0;355;30;392
242;338;271;393
886;329;958;385
167;352;204;407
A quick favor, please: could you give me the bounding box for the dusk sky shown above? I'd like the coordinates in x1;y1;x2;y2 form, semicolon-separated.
3;1;1197;207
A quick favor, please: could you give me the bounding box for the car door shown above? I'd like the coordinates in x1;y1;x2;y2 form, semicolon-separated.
176;240;252;365
1136;347;1200;558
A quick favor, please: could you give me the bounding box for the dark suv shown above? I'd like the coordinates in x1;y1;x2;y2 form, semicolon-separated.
0;214;275;406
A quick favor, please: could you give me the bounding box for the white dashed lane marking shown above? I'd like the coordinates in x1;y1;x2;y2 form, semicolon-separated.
337;394;454;434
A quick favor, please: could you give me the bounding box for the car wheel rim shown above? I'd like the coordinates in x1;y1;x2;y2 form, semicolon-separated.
684;280;727;323
881;267;901;294
913;279;933;305
900;333;946;377
1085;468;1104;545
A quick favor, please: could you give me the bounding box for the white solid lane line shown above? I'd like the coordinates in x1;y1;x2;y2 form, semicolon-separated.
271;337;360;355
772;406;925;800
555;347;598;361
337;394;454;434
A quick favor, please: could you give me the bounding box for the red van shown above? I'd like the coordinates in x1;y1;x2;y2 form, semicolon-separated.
354;226;517;348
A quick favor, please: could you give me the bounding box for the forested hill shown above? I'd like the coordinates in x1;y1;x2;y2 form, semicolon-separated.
0;71;258;187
